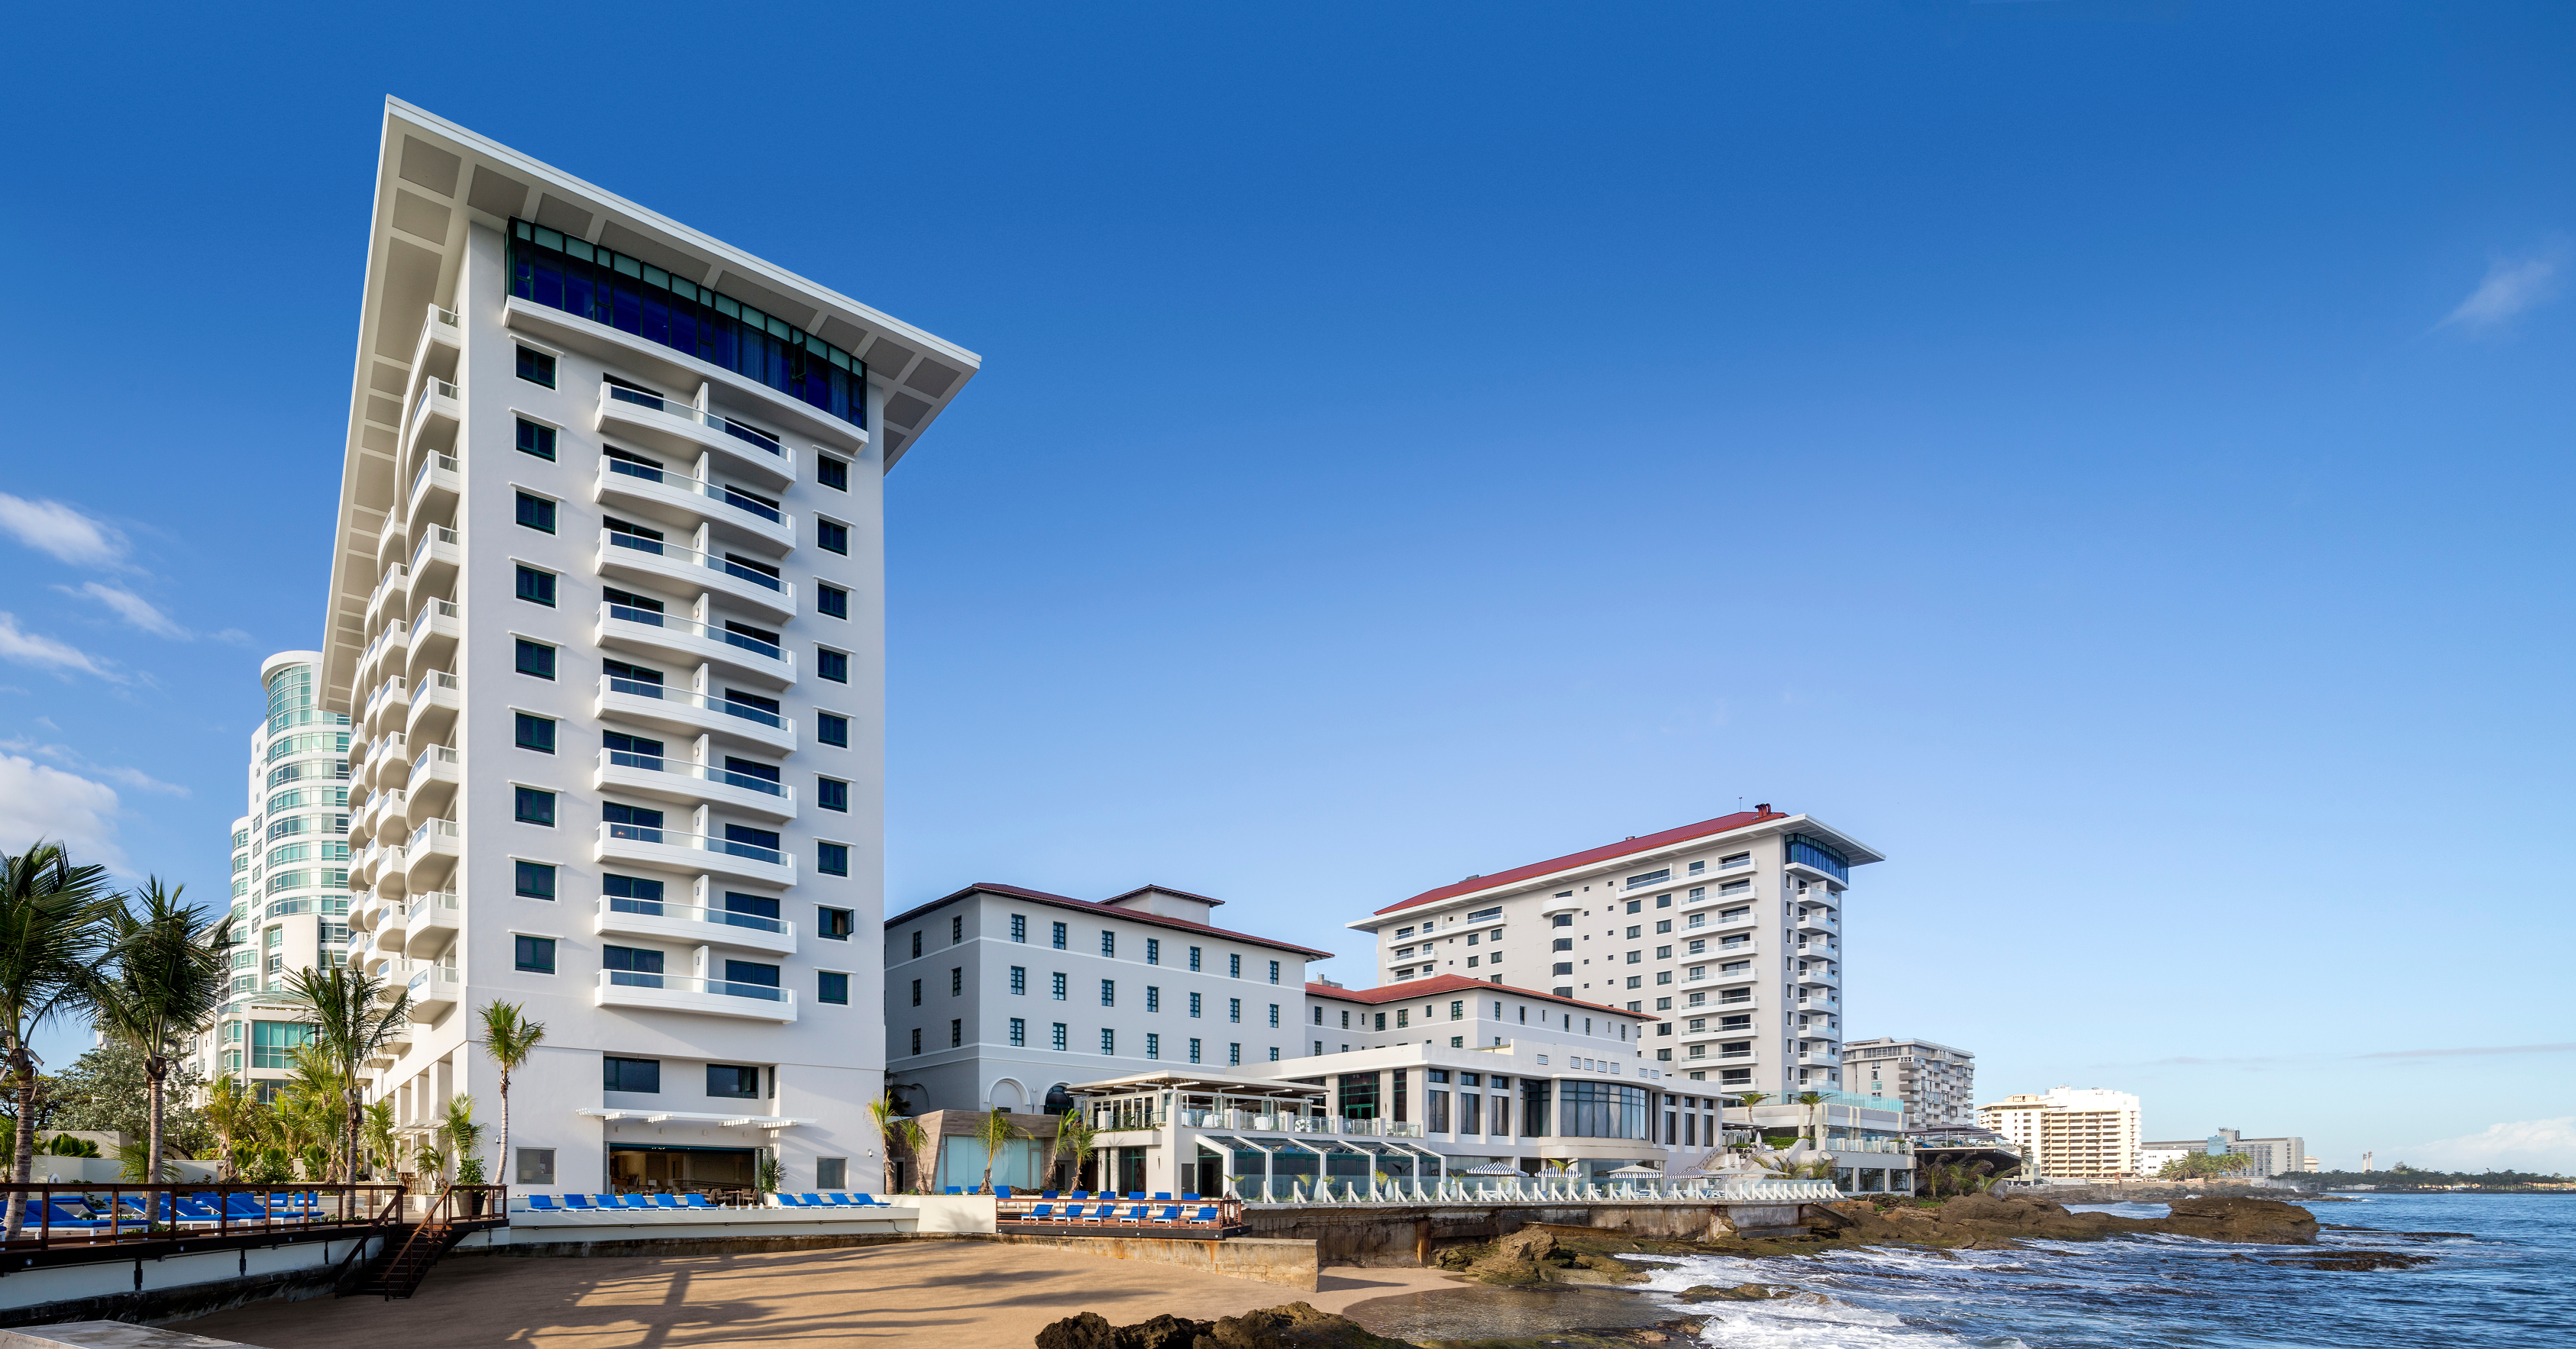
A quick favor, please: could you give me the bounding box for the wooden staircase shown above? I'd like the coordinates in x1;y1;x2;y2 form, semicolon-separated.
335;1186;492;1299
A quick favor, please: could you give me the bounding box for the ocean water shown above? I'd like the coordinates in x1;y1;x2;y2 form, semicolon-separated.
1613;1195;2576;1348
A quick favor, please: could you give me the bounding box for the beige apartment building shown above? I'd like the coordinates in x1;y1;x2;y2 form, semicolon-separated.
1846;1036;1975;1128
1980;1086;2141;1180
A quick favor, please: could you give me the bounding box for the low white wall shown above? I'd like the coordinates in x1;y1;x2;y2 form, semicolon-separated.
0;1234;375;1314
505;1208;917;1241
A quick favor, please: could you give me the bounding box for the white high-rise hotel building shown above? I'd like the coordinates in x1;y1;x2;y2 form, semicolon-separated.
1347;808;1881;1099
325;102;974;1194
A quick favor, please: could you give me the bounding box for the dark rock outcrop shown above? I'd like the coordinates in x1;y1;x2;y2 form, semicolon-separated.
1036;1302;1419;1349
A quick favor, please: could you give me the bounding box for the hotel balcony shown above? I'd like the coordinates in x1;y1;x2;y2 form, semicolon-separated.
358;621;407;688
594;970;797;1023
593;896;797;957
594;530;795;622
409;524;461;598
591;822;796;888
1793;989;1842;1012
367;734;409;792
372;900;408;954
406;745;461;816
356;789;406;848
406;599;462;680
593;676;796;754
1794;936;1839;959
1682;1046;1759;1066
406;966;461;1018
360;674;409;739
1676;1021;1759;1043
373;513;408;572
1540;895;1585;919
593;749;796;823
1681;886;1756;912
350;889;389;931
406;670;462;741
1797;965;1841;988
364;563;411;632
595;602;795;689
402;818;461;890
595;382;793;490
590;457;795;551
402;890;461;958
407;378;460;456
406;445;459;516
1796;1049;1842;1067
1794;907;1838;934
411;305;460;383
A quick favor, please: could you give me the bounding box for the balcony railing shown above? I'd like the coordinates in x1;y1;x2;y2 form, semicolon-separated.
596;821;790;868
600;456;784;523
412;744;459;780
600;529;791;597
600;603;787;665
601;894;791;938
414;597;460;631
599;969;791;1003
605;383;784;456
411;379;457;430
409;451;457;500
410;524;459;573
407;818;460;853
599;749;791;801
598;675;793;733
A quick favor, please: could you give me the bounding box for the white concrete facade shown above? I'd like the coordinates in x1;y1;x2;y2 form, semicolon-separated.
1845;1035;1976;1129
322;101;976;1198
1979;1086;2143;1180
1346;808;1883;1098
883;885;1330;1115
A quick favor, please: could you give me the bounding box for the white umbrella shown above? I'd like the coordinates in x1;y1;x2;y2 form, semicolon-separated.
1608;1163;1663;1177
1462;1161;1523;1176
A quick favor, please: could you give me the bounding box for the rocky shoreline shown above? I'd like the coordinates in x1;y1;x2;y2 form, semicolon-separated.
1034;1194;2347;1347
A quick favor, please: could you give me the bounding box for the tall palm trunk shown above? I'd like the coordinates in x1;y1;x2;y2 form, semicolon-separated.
6;1044;37;1239
144;1053;167;1183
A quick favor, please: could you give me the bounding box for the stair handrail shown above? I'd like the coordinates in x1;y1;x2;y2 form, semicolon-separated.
377;1185;457;1300
331;1184;410;1295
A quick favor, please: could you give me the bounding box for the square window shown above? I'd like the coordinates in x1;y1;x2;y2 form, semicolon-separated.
818;1157;847;1189
515;639;556;680
816;776;848;812
816;905;853;941
816;841;849;876
516;565;557;607
816;584;848;619
516;346;556;387
514;934;556;974
818;971;849;1005
706;1064;761;1099
602;1056;659;1092
817;457;848;491
516;1147;556;1185
817;714;848;747
817;519;848;554
514;417;557;460
516;492;557;533
514;712;556;753
816;648;848;683
513;786;555;827
513;860;556;900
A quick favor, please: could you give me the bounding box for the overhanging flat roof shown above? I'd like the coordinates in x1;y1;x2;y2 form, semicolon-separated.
319;98;981;708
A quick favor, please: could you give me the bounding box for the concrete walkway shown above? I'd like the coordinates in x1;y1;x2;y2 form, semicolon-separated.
173;1241;1462;1348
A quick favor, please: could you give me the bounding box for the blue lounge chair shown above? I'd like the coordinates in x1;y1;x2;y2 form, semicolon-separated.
1192;1206;1219;1225
527;1194;561;1212
620;1195;655;1209
1152;1205;1180;1224
848;1193;880;1206
173;1197;226;1225
1128;1192;1146;1201
563;1193;597;1210
996;1186;1013;1199
1181;1192;1201;1202
1063;1203;1091;1222
651;1193;682;1208
680;1193;715;1209
799;1192;829;1208
221;1194;267;1221
1029;1204;1054;1221
1041;1189;1061;1200
1124;1204;1150;1224
592;1194;622;1210
40;1201;112;1231
1070;1189;1091;1200
944;1186;963;1195
817;1193;853;1207
1153;1192;1172;1202
772;1192;806;1208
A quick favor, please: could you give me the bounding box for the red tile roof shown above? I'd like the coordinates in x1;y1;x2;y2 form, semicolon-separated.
1372;809;1786;916
1304;974;1653;1020
887;883;1333;959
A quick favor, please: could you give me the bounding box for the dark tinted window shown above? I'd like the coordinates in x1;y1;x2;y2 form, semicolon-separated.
516;492;556;532
816;457;848;490
516;346;556;387
516;418;557;460
707;1064;762;1099
816;649;848;683
515;639;555;679
514;713;555;753
602;1057;661;1092
514;935;556;973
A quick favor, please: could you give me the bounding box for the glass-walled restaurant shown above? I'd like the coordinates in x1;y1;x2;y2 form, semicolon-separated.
1066;1063;1915;1199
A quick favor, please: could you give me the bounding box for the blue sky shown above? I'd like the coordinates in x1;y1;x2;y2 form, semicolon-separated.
2;4;2569;1170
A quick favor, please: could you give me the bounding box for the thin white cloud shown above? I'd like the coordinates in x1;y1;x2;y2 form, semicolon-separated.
2395;1116;2576;1173
0;494;127;568
0;753;124;869
2357;1042;2576;1059
58;582;187;639
0;737;186;797
0;614;124;682
2440;253;2562;331
209;628;254;647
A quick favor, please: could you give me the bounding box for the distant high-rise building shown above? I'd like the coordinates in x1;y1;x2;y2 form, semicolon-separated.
2141;1128;2309;1179
189;651;354;1102
1845;1036;1975;1128
1979;1086;2142;1179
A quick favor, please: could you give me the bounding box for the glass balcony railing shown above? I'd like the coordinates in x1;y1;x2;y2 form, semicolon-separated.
601;895;788;935
598;749;787;799
409;524;459;573
599;456;783;523
603;383;784;456
595;822;790;868
596;676;793;732
600;529;787;594
599;969;790;1002
599;603;784;663
409;451;457;500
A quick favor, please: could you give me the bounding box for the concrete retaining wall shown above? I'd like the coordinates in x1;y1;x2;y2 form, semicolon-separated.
0;1236;384;1329
1240;1202;1813;1264
987;1234;1317;1292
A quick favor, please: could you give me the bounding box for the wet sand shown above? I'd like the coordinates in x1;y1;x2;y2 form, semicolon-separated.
175;1241;1463;1348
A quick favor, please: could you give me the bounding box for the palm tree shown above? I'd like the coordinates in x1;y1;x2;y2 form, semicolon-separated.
440;1096;484;1187
361;1100;399;1181
866;1092;927;1195
276;965;411;1181
91;879;234;1184
474;1002;545;1189
202;1076;258;1180
0;841;119;1239
1049;1106;1096;1193
975;1107;1021;1195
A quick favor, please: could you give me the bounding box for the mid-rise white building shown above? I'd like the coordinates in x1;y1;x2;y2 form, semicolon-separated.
1345;808;1881;1098
324;100;975;1197
2141;1128;2309;1179
1845;1036;1976;1129
188;652;355;1101
883;884;1331;1115
1979;1086;2142;1180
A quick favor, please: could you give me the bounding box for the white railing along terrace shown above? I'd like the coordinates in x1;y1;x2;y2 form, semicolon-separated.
599;895;794;939
598;457;784;524
409;451;457;501
600;529;792;599
596;675;794;734
595;821;790;869
598;749;792;802
596;969;794;1005
411;524;460;573
603;382;783;456
1235;1176;1844;1207
599;602;785;663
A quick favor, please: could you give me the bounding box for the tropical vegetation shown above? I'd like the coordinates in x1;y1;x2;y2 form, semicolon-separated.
0;841;122;1238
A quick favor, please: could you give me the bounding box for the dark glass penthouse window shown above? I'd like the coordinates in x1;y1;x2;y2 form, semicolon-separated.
509;221;867;431
516;346;556;387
